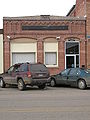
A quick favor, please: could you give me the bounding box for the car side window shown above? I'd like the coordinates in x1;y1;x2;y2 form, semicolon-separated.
8;66;14;74
14;66;20;72
19;64;28;72
69;69;77;76
77;69;81;75
61;69;70;76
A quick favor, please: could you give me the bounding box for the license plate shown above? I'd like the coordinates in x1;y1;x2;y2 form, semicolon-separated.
38;74;43;77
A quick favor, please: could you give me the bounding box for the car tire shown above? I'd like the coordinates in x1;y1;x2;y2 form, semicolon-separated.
17;79;26;91
0;78;6;88
78;79;86;90
38;84;46;89
50;78;56;87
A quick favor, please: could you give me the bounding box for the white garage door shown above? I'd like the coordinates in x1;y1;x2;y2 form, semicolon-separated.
12;53;35;65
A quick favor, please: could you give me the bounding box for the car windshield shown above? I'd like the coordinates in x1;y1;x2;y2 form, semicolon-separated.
30;64;48;72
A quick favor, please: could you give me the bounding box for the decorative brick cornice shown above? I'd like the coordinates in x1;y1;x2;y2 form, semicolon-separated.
3;16;86;21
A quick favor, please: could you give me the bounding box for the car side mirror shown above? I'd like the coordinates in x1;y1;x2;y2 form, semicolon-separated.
59;73;62;76
5;71;8;74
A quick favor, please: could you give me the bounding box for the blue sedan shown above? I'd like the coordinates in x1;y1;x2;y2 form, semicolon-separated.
50;68;90;90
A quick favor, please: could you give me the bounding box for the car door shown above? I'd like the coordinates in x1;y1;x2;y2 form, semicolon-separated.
11;65;20;84
56;69;70;85
67;68;79;86
3;66;14;84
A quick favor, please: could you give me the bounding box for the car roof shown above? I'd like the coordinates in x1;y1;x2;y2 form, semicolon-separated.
13;62;43;66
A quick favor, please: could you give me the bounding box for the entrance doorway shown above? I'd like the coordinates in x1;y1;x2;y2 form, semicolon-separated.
66;55;79;69
65;41;80;69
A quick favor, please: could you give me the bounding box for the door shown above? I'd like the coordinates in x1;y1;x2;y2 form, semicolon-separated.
65;41;80;69
3;66;15;84
66;55;79;69
56;69;70;85
66;56;75;69
67;68;79;86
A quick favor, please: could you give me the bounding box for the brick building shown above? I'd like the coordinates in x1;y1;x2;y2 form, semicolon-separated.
3;0;90;75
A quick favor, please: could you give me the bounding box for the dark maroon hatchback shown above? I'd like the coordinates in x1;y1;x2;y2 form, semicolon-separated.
0;63;50;90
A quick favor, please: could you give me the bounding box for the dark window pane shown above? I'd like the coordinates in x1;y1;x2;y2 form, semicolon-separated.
30;64;47;72
66;42;79;54
66;56;74;68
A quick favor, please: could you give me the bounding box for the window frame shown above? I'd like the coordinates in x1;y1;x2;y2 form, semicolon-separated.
44;41;58;67
45;52;57;66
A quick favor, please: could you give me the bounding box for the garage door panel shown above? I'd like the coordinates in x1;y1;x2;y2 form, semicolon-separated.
12;53;35;65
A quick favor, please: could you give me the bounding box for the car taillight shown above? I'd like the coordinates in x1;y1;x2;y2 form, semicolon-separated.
27;72;31;78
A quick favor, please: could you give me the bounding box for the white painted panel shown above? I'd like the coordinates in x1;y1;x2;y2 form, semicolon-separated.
0;34;3;73
11;43;37;52
44;42;58;52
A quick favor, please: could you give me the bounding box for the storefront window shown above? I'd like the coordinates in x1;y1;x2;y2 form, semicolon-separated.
66;42;79;54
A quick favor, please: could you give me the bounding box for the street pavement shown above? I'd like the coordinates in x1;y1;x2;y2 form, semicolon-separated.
0;86;90;120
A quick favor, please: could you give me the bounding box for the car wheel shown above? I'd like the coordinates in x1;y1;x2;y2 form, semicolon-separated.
50;78;56;87
38;84;46;89
17;79;26;91
0;78;6;88
78;79;86;90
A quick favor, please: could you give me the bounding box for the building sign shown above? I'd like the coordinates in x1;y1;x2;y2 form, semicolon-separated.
22;25;68;30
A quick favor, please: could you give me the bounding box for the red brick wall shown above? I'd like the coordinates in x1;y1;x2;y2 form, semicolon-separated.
69;0;86;17
69;10;76;17
75;0;86;17
86;0;90;68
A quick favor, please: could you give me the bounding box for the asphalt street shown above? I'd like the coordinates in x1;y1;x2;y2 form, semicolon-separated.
0;86;90;120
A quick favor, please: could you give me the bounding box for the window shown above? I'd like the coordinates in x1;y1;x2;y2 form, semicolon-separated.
19;64;28;72
12;53;35;65
69;68;77;76
61;69;70;76
44;41;58;67
66;42;79;54
8;66;14;74
30;64;47;72
77;69;81;75
45;52;57;65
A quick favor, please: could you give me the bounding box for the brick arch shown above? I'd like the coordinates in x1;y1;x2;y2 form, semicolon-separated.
43;37;57;42
10;37;37;43
65;37;80;42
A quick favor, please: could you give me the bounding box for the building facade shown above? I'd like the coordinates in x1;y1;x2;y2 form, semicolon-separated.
3;0;90;75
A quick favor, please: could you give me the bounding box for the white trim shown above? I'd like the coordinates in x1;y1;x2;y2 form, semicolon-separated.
0;34;3;73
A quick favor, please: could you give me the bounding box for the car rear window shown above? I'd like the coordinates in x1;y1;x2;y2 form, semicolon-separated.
30;64;48;72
